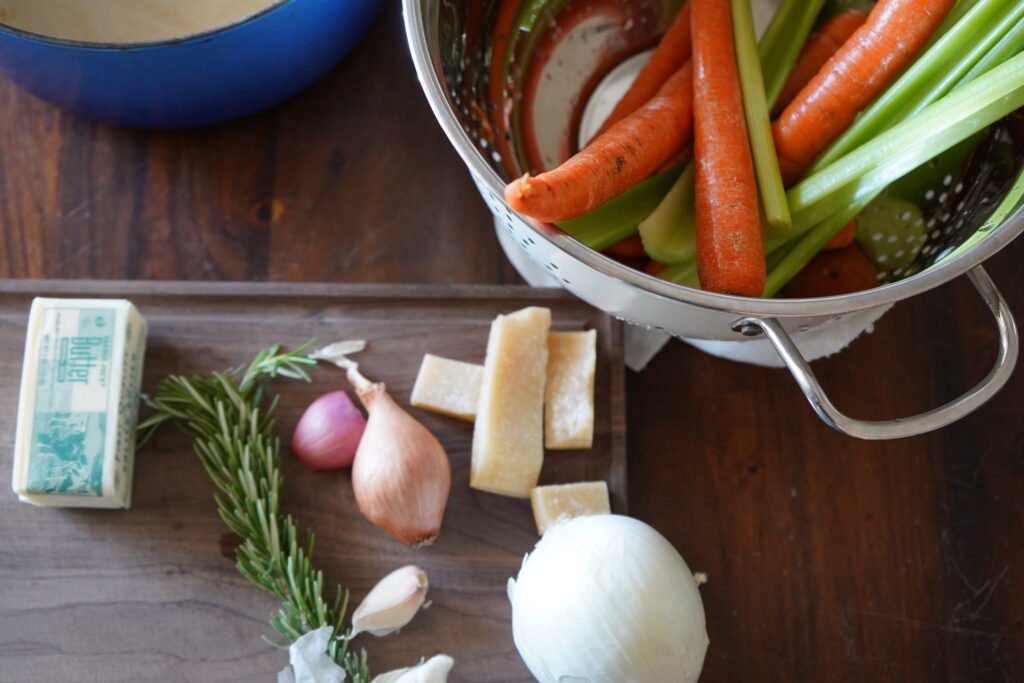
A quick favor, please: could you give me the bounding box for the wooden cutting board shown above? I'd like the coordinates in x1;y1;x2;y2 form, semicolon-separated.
0;281;625;683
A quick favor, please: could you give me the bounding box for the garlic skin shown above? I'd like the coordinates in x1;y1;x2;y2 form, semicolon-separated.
508;514;709;683
351;382;451;546
278;627;345;683
370;654;455;683
351;565;429;637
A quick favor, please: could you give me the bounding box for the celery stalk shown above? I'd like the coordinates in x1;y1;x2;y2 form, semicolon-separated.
732;0;791;231
640;0;807;267
788;52;1024;233
763;206;861;297
638;162;697;264
809;0;1015;173
658;258;700;287
555;167;683;251
758;0;826;108
765;49;1024;293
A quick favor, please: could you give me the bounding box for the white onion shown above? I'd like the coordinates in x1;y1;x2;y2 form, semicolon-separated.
508;515;708;683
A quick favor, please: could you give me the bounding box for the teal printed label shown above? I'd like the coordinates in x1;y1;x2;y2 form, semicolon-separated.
26;307;116;496
113;317;146;498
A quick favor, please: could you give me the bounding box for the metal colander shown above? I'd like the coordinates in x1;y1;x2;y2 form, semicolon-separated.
405;0;1024;439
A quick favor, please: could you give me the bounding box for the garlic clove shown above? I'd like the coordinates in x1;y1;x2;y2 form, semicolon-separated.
312;340;366;364
282;626;346;683
371;654;455;683
351;565;429;637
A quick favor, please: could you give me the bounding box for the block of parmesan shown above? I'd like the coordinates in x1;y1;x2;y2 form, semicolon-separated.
530;481;611;534
470;306;551;497
545;330;597;449
410;354;484;421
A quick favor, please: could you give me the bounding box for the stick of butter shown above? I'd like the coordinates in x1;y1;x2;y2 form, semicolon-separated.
12;298;148;508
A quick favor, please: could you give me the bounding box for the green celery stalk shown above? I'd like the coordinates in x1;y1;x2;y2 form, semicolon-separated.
809;0;1014;173
731;0;791;231
763;205;860;297
640;0;809;267
638;162;697;264
657;257;700;287
758;0;826;108
555;167;683;251
766;43;1024;296
788;52;1024;234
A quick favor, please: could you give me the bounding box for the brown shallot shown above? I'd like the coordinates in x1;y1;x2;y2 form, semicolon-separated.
312;341;451;546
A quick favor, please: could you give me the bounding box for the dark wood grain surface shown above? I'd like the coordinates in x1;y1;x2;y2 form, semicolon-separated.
0;282;625;682
1;3;1022;682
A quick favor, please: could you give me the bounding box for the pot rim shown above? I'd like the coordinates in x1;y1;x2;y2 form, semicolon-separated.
403;0;1024;319
0;0;292;49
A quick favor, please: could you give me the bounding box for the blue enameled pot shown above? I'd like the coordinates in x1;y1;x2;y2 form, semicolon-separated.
0;0;382;128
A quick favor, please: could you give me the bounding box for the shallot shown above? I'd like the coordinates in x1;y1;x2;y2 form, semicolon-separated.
312;342;451;546
291;391;366;470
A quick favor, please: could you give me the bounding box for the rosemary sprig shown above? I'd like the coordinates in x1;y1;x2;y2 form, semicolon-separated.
137;342;372;681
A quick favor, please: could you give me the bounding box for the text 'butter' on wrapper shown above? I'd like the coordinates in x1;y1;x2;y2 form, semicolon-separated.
11;298;148;508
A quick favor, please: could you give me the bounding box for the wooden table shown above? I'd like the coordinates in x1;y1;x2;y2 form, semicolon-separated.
1;4;1022;681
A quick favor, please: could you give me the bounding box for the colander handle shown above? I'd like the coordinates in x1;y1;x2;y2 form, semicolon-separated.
734;266;1019;440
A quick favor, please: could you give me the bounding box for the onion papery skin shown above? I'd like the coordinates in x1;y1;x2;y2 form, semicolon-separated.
508;514;709;683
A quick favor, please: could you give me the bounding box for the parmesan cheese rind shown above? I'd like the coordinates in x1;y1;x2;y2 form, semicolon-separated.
470;307;551;498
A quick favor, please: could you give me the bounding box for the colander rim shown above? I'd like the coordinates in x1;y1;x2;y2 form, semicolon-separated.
402;0;1024;319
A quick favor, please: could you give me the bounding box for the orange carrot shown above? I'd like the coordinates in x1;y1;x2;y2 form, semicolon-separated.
605;233;647;258
822;219;857;250
594;4;692;138
783;243;878;298
655;143;693;174
506;63;694;223
771;10;867;117
773;0;956;185
692;0;764;297
644;259;667;276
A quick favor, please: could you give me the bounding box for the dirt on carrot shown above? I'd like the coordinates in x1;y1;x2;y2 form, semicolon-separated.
772;0;956;185
505;62;694;223
692;0;765;297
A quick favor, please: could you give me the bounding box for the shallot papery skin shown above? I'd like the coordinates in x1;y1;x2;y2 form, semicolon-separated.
351;382;451;546
291;391;366;470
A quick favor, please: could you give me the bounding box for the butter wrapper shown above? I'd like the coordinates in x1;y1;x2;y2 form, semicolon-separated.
12;298;148;508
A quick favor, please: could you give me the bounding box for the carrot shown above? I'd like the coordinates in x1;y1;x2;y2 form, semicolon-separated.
783;243;878;298
593;4;692;138
605;233;647;258
821;219;856;250
506;63;694;223
772;0;956;185
771;10;867;116
644;259;667;276
692;0;764;297
655;143;693;174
